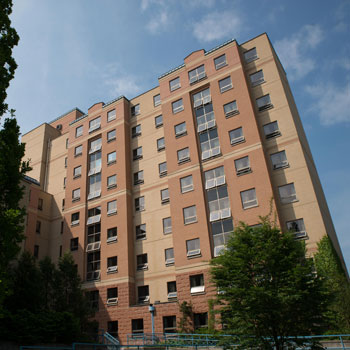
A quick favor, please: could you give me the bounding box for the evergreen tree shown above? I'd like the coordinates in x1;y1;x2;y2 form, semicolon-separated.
211;218;327;350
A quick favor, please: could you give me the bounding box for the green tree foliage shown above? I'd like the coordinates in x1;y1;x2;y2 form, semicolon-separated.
0;116;31;312
314;235;350;332
177;301;193;333
210;218;327;350
0;0;19;116
0;252;95;344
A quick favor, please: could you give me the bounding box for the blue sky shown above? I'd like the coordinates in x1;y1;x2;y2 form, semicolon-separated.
5;0;350;270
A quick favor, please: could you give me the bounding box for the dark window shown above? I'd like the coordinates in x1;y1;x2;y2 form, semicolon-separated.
189;64;206;84
167;281;177;299
131;104;140;116
214;54;227;69
137;254;148;270
159;162;167;177
133;147;143;160
194;312;208;329
169;77;181;91
163;316;176;333
38;198;43;210
70;238;79;251
256;94;273;111
134;171;144;185
155;115;163;128
161;188;170;204
136;224;146;240
107;321;118;337
138;286;149;303
132;124;141;137
36;221;41;233
107;227;117;243
219;76;232;93
157;137;165;151
107;109;116;122
34;245;39;258
263;121;281;139
250;70;265;86
153;94;161;107
135;196;145;212
132;319;144;334
244;47;258;63
88;290;99;311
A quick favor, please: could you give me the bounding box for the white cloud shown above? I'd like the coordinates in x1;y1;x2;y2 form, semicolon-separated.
305;82;350;125
146;11;169;34
274;25;323;81
192;11;242;42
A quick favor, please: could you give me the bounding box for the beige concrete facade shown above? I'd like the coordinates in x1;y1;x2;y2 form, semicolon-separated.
21;33;346;343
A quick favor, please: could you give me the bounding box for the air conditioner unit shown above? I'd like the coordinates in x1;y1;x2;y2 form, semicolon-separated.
187;249;201;257
273;161;288;170
190;285;205;294
136;233;146;240
165;258;175;265
138;296;150;303
167;292;177;299
107;266;118;273
137;263;148;270
107;297;118;305
107;236;117;243
71;220;80;226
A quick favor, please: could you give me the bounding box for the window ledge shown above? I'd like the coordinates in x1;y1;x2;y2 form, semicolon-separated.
190;291;206;295
252;80;266;87
133;156;143;161
155;124;163;128
107;211;117;217
72;197;80;203
231;139;246;147
159;172;167;178
190;75;207;85
273;164;290;171
175;132;187;138
73;174;81;179
107;160;117;166
132;133;142;138
202;153;222;162
236;169;252;177
181;188;194;194
74;153;82;158
157;147;165;152
184;220;198;226
225;110;239;119
243;204;259;210
161;199;170;205
178;158;191;165
107;184;117;190
258;104;274;112
107;137;116;143
89;126;101;134
281;199;299;205
187;253;201;260
220;86;233;94
216;63;228;70
134;180;144;186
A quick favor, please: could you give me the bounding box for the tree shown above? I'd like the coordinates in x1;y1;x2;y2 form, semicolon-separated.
0;116;31;313
314;235;350;332
0;0;19;116
210;218;327;350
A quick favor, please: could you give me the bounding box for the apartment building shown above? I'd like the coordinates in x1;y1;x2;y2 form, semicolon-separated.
21;33;346;343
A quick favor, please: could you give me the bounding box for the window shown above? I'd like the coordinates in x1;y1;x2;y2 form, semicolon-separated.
62;198;65;211
204;166;225;189
195;103;215;133
271;151;289;170
107;321;118;337
137;254;148;271
134;170;144;185
89;138;102;154
250;70;264;86
107;227;118;243
135;196;145;212
177;147;190;163
169;77;181;91
207;185;231;222
88;290;99;311
161;188;170;204
286;218;307;239
76;125;83;137
63;177;66;189
36;220;41;233
73;165;82;178
240;188;258;209
60;221;64;234
138;286;149;303
256;94;273;111
107;109;116;122
186;238;200;258
229;127;245;145
34;245;39;259
132;319;144;334
163;217;172;234
174;122;187;137
107;256;118;273
107;174;117;189
263;121;281;139
38;198;44;210
244;47;258;63
180;175;193;193
72;188;80;201
107;151;116;165
211;218;234;257
107;200;117;215
86;251;101;281
199;128;220;160
133;147;143;160
278;183;297;204
75;145;83;156
87;206;101;225
167;281;177;299
136;224;146;240
155;115;163;128
194;313;208;329
219;76;232;93
189;64;206;84
70;238;78;251
214;54;227;69
89;116;101;133
165;248;174;266
183;205;197;224
234;156;251;175
66;138;69;149
193;88;211;108
87;223;101;251
107;129;116;142
163;316;176;333
71;212;80;226
224;100;238;118
132;124;141;137
65;157;67;168
89;151;102;176
153;94;161;107
172;99;184;114
190;274;205;294
159;162;167;177
157;137;165;151
88;173;101;200
131;104;140;117
59;245;62;257
107;288;118;305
